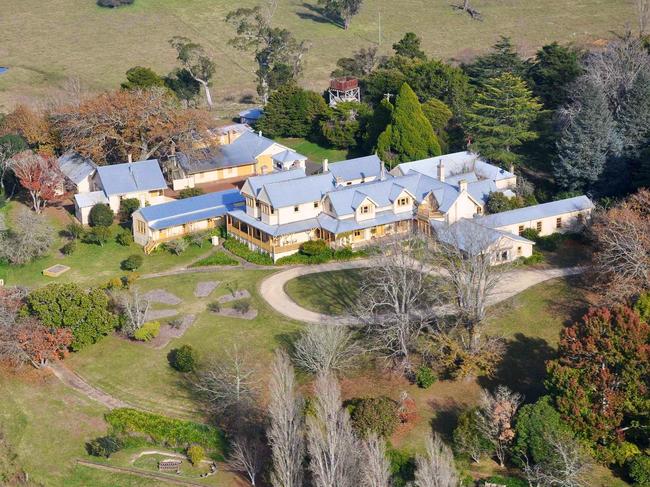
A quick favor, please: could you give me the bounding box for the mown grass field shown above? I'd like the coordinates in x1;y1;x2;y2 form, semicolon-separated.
0;0;635;111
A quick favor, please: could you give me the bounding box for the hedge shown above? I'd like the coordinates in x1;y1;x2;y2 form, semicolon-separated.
223;238;274;265
105;408;226;454
190;251;239;267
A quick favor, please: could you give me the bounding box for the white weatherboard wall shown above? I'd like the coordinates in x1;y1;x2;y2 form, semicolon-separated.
493;210;588;237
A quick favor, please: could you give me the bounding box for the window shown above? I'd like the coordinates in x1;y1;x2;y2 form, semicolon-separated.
314;201;319;208
501;251;509;261
271;207;275;214
150;190;162;197
354;230;362;237
360;205;370;214
294;205;299;212
517;246;522;256
476;207;483;214
398;197;409;206
346;182;352;186
371;227;377;234
536;221;542;232
136;220;146;234
556;217;562;229
518;225;524;235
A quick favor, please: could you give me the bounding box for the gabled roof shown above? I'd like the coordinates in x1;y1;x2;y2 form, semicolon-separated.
136;189;244;230
242;168;307;198
57;152;96;184
467;180;498;205
475;196;595;229
435;218;534;253
228;209;319;237
259;173;335;207
272;150;307;164
96;159;167;196
328;155;383;182
395;151;515;182
238;107;264;120
318;209;412;234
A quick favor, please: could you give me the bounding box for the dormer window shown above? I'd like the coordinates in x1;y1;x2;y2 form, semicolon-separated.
294;205;299;212
398;197;409;206
360;205;371;214
314;201;319;208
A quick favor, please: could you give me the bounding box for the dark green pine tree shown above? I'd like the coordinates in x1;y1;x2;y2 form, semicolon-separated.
376;83;441;166
616;71;650;159
392;32;427;60
465;73;542;167
553;80;614;192
527;42;583;109
464;36;526;83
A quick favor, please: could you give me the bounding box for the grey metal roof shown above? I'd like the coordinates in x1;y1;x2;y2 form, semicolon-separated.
96;159;167;196
228;209;319;237
475;196;595;229
395;151;514;182
318;209;412;234
74;191;109;208
272;150;307;163
57;152;96;184
242;168;307;198
467;180;498;205
435;218;534;253
136;189;244;230
328;155;383;182
259;173;336;207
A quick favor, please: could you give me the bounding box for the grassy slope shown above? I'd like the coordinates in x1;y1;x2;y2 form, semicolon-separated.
0;0;635;110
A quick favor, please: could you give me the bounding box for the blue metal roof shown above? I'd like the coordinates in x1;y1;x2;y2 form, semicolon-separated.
58;152;96;184
475;196;594;229
96;159;167;196
228;209;319;237
243;168;307;197
74;191;108;208
238;107;264;120
435;218;534;253
136;189;244;230
259;173;336;207
328;155;383;182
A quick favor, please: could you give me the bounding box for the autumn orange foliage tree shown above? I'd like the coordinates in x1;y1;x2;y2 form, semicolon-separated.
10;151;63;212
52;87;212;164
0;105;56;154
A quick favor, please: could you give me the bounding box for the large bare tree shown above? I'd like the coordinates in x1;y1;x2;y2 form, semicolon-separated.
116;288;149;338
228;434;267;486
523;433;592;487
307;373;360;487
414;433;460;487
293;324;362;374
267;350;305;487
476;385;522;468
356;236;441;371
360;433;391;487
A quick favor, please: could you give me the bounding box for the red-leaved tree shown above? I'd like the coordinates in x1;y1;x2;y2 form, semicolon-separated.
14;319;72;368
9;151;63;212
546;306;650;457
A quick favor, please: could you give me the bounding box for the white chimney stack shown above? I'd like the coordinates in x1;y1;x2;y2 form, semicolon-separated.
322;158;329;173
437;159;445;182
127;153;133;163
459;179;468;193
258;130;262;137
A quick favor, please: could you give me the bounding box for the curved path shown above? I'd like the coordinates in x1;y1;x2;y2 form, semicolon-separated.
259;261;584;325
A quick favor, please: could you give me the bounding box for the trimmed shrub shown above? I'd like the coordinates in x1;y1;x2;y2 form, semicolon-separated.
66;222;84;240
191;251;238;267
179;187;204;199
84;226;112;246
133;321;160;341
168;345;198;372
415;366;437;388
89;203;114;227
86;435;124;457
300;239;329;256
348;396;399;438
187;445;206;465
165;239;188;255
233;299;251;314
223;238;273;265
482;476;528;487
119;198;140;220
521;228;540;241
634;292;650;323
521;251;544;265
97;0;134;7
61;240;77;255
116;230;134;246
121;254;143;271
103;277;124;290
628;455;650;487
207;301;221;313
105;408;226;451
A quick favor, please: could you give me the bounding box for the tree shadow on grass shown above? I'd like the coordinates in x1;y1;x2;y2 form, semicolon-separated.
293;269;364;315
428;397;465;441
479;333;556;402
297;3;341;26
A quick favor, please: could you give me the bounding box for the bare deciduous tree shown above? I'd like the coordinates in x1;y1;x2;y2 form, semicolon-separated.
0;207;53;265
523;433;592;487
414;433;460;487
268;350;304;487
360;433;391;487
293;324;362;374
356;236;441;371
117;288;149;337
476;385;522;467
451;0;482;21
194;345;258;416
228;434;267;486
307;373;360;487
637;0;650;36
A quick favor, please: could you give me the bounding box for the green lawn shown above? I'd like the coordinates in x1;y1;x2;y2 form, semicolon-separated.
0;0;634;110
67;268;302;418
284;268;365;315
275;137;349;163
0;202;215;288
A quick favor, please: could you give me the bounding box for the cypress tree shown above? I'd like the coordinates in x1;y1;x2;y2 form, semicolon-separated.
553;80;614;192
376;83;441;166
465;73;542;167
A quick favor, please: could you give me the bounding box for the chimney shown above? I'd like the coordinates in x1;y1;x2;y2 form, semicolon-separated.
322;158;329;173
258;130;262;138
459;179;468;193
380;162;386;181
509;163;515;174
437;159;445;182
127;153;133;163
